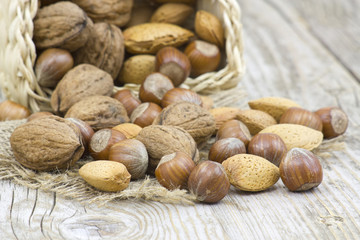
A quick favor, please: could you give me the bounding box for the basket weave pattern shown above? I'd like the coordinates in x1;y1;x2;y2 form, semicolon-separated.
0;0;244;112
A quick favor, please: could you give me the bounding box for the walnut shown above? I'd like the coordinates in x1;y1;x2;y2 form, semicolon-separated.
73;23;125;79
65;95;130;131
34;2;93;52
153;102;216;148
136;125;199;173
71;0;133;27
51;64;114;115
10;116;84;171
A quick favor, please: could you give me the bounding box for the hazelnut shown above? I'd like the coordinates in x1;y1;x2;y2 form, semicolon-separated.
315;107;348;139
139;72;174;105
66;117;94;151
216;120;251;147
155;152;196;190
188;160;230;203
112;89;141;116
161;88;203;108
208;138;246;163
248;133;287;167
130;102;162;127
89;129;126;160
112;123;142;139
27;111;54;122
280;148;323;191
184;40;221;77
35;48;74;88
155;47;191;87
109;139;148;180
280;107;323;131
0;100;31;121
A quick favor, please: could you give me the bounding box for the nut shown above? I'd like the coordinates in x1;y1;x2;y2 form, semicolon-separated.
280;107;323;131
155;47;191;87
27;111;54;122
117;55;156;85
195;10;224;48
79;160;131;192
222;154;280;192
113;89;141;116
136;125;199;174
10;116;84;171
280;148;323;191
188;160;230;203
236;109;277;135
208;138;246;163
184;40;221;77
89;128;126;160
71;0;133;27
66;117;94;151
65;95;130;131
247;133;287;167
125;5;154;28
315;107;348;139
150;3;194;26
200;95;214;110
123;23;194;54
0;100;31;121
73;22;125;79
130;102;162;127
51;64;114;115
112;123;142;139
109;139;149;180
153;101;215;147
248;97;301;122
259;124;323;151
161;88;202;108
35;48;74;88
216;120;251;147
210;107;242;133
33;1;93;52
139;73;174;105
155;152;196;190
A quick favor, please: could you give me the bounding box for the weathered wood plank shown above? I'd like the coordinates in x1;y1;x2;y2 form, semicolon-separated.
1;0;360;239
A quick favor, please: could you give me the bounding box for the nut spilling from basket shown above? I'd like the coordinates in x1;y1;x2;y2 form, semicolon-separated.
2;0;350;203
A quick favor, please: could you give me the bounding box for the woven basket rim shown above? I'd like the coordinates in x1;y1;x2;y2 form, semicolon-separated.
0;0;244;112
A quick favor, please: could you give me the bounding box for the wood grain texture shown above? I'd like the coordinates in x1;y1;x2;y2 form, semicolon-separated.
1;0;360;239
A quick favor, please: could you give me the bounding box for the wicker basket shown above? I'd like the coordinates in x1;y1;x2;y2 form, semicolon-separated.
0;0;244;112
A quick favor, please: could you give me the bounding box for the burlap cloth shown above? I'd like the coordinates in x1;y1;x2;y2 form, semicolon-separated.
0;89;250;205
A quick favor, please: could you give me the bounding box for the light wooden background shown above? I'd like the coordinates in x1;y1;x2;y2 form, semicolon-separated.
1;0;360;239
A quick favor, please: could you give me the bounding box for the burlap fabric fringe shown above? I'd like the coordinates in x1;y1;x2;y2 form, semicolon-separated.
0;89;246;205
0;0;244;113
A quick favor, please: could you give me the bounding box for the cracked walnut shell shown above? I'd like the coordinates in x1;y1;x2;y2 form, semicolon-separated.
10;116;85;171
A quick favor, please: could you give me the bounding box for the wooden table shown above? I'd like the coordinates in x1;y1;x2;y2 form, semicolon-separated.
1;0;360;239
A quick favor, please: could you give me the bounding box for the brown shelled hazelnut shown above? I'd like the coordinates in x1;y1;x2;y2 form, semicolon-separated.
188;160;230;203
113;89;141;116
155;47;191;87
184;40;221;77
66;117;94;151
315;107;348;139
280;107;323;131
0;100;31;121
280;148;323;191
161;88;202;108
130;102;162;127
216;120;252;147
208;138;246;163
248;133;287;167
89;128;126;160
155;152;196;190
139;72;174;105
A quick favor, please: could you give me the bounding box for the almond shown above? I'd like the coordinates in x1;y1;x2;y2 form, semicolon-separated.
210;107;242;133
259;124;323;151
117;55;155;85
123;23;194;54
195;10;224;48
222;154;280;192
236;109;277;135
150;3;194;26
248;97;301;122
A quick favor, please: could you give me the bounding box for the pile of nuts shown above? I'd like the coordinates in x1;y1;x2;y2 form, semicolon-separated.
1;0;350;203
